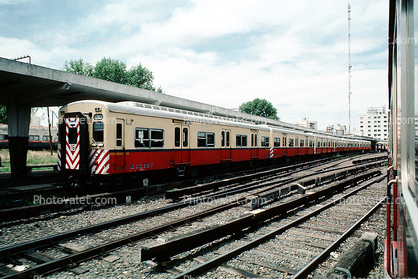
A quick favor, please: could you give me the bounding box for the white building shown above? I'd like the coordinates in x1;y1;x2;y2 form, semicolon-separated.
358;106;388;141
326;124;348;135
293;118;317;130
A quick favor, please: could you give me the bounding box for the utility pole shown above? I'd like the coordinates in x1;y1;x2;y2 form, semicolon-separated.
348;4;352;135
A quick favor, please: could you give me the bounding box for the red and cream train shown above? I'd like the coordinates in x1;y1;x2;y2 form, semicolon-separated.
57;100;371;185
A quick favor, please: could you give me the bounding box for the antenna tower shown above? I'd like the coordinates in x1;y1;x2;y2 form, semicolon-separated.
348;4;352;134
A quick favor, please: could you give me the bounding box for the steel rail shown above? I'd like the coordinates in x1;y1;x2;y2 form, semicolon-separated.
1;197;247;279
1;155;337;222
165;156;340;200
0;162;381;278
0;160;382;263
315;159;386;174
142;170;381;262
0;176;296;262
291;196;386;279
172;174;386;279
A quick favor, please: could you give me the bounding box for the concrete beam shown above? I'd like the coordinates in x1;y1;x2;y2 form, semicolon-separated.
327;232;378;279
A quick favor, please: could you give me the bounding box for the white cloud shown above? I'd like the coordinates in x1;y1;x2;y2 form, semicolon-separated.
0;0;35;4
0;0;389;131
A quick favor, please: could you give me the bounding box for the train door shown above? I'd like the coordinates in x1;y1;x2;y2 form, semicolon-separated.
114;119;126;170
282;134;287;157
174;125;190;163
60;112;88;174
221;129;231;161
251;130;258;159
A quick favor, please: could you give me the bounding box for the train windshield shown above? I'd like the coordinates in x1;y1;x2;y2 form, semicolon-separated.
93;122;104;142
68;128;77;144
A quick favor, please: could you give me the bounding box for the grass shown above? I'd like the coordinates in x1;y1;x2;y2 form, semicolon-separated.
0;149;57;173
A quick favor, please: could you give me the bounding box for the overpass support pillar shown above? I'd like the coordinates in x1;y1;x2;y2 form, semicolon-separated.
7;103;31;178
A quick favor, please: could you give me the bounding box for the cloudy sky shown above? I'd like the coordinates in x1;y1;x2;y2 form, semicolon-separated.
0;0;388;131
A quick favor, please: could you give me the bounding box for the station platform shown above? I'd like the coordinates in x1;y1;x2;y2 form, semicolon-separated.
0;170;68;192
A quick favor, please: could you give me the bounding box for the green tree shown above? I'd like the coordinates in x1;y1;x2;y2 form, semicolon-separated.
126;64;154;90
93;57;127;84
239;98;279;120
63;58;94;76
0;105;6;124
63;57;164;92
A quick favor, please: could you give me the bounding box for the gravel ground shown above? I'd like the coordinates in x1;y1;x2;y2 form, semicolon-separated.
0;156;358;248
307;178;387;278
201;173;387;279
0;154;386;278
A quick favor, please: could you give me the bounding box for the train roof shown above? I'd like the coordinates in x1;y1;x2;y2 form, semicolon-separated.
61;100;271;131
61;100;370;143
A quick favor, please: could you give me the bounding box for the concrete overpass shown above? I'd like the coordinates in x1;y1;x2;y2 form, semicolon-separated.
0;57;267;177
0;57;370;178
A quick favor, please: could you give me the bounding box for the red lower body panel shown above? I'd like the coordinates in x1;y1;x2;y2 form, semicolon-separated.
91;146;359;175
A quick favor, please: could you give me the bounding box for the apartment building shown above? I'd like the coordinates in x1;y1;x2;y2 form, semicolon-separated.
358;106;388;141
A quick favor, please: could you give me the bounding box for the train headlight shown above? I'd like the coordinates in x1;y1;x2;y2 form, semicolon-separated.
94;114;103;120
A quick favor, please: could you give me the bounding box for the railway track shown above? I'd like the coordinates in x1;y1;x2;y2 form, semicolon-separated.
165;175;385;279
0;153;381;224
0;154;386;278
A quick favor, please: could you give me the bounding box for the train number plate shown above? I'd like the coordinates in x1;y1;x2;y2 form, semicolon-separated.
130;163;154;170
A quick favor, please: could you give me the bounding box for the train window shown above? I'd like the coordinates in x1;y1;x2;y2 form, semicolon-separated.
242;135;247;146
295;139;298;147
289;138;294;147
236;135;248;147
183;128;188;147
261;136;269;147
198;132;214;147
93;122;104;142
135;128;149;147
67;129;76;144
283;137;287;147
175;127;180;147
274;137;280;147
309;140;313;147
251;134;254;147
255;134;257;146
198;132;206;147
135;128;164;148
116;123;122;147
300;139;304;147
317;141;321;147
222;131;225;147
151;129;164;147
226;131;230;147
43;135;49;141
207;133;215;147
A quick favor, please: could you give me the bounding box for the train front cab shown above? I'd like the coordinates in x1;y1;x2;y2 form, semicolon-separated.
58;103;113;186
58;112;90;179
